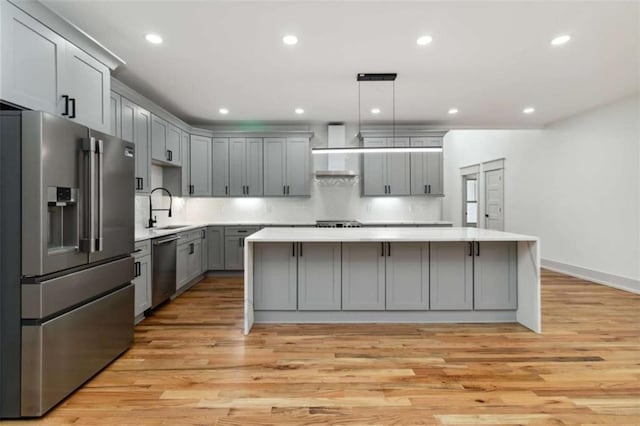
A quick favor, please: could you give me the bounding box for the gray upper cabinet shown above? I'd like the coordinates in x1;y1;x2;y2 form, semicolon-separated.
263;137;310;197
212;138;230;197
385;243;430;310
362;138;410;196
254;243;297;310
430;242;473;310
109;91;121;138
285;138;310;196
263;138;286;196
181;131;190;197
341;243;385;310
410;137;443;196
166;123;181;166
0;1;65;114
298;243;341;311
229;138;263;197
0;1;110;133
63;43;110;133
189;135;213;196
119;95;151;192
151;115;180;165
207;226;225;270
473;242;517;310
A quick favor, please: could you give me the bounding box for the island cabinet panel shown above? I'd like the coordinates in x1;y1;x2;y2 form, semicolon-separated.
207;226;225;270
341;243;385;310
474;242;517;310
254;243;297;310
430;242;473;310
385;243;430;310
298;243;342;311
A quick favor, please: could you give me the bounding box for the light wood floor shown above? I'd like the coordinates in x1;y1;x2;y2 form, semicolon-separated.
9;269;640;425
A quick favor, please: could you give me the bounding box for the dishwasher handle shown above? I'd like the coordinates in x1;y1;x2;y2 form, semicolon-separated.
153;236;179;246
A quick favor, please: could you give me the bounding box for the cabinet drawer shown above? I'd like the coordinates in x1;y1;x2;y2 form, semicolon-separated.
177;228;204;245
134;240;151;258
225;226;260;237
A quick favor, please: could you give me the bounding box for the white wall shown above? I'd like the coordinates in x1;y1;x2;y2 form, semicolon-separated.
443;95;640;291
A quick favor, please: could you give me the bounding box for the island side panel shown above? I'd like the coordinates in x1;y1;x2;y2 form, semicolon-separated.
244;240;254;335
516;240;541;333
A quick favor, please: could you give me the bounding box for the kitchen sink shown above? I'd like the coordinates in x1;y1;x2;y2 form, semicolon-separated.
155;225;189;230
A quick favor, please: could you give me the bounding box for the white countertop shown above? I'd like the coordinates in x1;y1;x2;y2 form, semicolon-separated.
135;221;454;241
246;227;538;242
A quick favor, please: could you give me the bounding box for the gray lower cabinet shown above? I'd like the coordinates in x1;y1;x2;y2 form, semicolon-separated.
298;243;341;310
410;137;443;196
473;242;517;310
224;226;260;270
385;243;430;310
430;242;473;310
341;243;385;310
176;233;203;291
189;135;213;196
207;226;225;270
212;138;230;196
254;243;297;310
133;253;151;317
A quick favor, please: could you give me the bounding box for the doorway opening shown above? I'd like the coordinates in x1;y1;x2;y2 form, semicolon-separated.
462;173;478;227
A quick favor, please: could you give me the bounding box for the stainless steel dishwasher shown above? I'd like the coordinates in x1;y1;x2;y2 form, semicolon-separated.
151;235;179;309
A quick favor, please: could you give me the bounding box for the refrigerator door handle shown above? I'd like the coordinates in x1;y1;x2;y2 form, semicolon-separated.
96;139;104;252
81;137;97;253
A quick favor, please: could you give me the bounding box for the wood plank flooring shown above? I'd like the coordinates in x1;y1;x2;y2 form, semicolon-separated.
7;269;640;425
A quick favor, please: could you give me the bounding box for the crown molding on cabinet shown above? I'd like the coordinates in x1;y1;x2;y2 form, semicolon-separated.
358;129;449;139
11;0;125;70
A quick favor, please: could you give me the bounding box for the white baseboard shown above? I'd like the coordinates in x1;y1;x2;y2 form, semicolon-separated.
541;258;640;295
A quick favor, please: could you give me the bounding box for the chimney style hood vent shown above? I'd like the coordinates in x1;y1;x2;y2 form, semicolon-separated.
314;124;358;178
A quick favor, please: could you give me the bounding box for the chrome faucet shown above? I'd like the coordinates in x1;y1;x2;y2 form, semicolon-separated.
148;187;172;228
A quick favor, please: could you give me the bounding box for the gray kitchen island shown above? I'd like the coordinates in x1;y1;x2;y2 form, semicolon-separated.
243;227;540;334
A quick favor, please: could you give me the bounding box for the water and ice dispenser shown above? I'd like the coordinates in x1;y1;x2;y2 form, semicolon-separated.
47;186;79;254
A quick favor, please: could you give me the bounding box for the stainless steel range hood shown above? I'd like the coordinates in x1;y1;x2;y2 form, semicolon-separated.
314;124;358;178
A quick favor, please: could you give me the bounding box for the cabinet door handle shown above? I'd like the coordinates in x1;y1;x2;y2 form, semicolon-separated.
388;185;391;194
468;242;473;257
225;185;228;195
62;95;69;116
299;242;303;256
286;185;290;195
283;185;286;195
428;184;431;194
134;261;141;278
69;97;76;119
424;184;427;194
139;177;144;190
292;242;296;257
475;241;480;256
381;242;384;256
387;242;391;257
190;243;194;254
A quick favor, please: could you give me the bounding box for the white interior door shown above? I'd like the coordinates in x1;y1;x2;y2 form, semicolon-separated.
484;168;504;230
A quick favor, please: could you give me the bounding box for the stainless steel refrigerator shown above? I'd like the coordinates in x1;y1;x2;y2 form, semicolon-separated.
0;110;136;418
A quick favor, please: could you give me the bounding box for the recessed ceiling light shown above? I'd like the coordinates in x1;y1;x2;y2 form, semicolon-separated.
551;34;571;46
282;35;298;45
371;108;381;114
416;35;433;46
523;107;535;114
218;108;229;115
295;108;304;114
145;33;163;44
448;108;458;115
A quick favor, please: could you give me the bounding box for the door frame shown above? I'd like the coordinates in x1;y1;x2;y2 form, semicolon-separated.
482;159;505;231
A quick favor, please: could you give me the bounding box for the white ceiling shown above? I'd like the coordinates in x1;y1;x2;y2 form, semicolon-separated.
43;0;639;127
